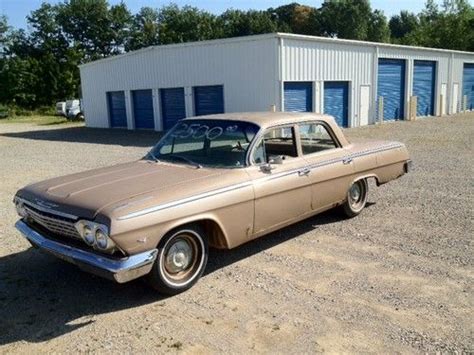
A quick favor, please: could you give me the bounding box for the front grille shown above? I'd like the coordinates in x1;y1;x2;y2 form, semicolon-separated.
24;203;81;240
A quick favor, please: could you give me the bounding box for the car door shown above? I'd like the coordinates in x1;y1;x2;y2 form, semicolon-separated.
298;121;354;211
246;125;312;234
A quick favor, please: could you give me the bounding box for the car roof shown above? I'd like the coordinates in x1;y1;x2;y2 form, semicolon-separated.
183;112;336;129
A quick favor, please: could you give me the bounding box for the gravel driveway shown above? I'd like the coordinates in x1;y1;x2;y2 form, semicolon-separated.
0;114;472;353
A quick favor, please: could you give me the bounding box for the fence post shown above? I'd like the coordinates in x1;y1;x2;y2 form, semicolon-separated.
378;96;384;124
409;96;417;121
439;94;444;116
462;95;468;112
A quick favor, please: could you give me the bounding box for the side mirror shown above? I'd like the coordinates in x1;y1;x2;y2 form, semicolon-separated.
260;155;284;173
260;163;273;173
268;155;284;165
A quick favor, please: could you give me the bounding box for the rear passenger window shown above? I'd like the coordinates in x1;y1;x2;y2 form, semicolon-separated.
299;123;337;155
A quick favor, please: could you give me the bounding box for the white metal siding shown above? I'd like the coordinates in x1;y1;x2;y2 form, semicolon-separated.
80;37;278;128
282;39;374;127
80;33;474;129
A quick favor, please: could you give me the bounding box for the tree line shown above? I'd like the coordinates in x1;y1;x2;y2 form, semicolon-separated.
0;0;472;109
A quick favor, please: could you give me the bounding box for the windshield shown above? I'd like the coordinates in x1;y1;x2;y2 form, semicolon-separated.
147;119;260;168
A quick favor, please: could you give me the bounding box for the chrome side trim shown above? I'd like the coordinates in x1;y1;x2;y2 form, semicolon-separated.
118;181;254;220
118;143;404;220
15;220;157;283
15;197;78;220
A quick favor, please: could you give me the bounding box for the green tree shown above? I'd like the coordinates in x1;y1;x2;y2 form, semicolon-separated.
268;3;316;34
319;0;372;40
126;7;160;51
156;5;220;45
389;11;419;44
57;0;131;59
219;9;278;37
367;10;390;42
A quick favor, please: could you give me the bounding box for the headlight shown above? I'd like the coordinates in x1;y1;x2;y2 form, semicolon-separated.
95;228;108;249
75;220;115;251
83;225;95;245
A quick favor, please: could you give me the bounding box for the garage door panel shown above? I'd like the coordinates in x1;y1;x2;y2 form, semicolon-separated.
132;89;154;130
107;91;127;128
161;87;186;130
323;81;349;127
463;63;474;111
377;59;405;121
413;60;436;116
194;85;224;116
284;82;313;112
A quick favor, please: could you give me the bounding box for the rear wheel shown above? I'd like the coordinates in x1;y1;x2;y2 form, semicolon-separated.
146;225;208;295
342;179;368;217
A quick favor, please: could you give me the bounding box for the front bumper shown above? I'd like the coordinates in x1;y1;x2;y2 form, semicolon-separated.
15;220;157;283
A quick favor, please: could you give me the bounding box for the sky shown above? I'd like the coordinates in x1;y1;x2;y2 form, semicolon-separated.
1;0;441;30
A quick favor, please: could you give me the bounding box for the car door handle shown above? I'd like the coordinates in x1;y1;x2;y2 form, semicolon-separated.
342;157;353;165
298;168;310;176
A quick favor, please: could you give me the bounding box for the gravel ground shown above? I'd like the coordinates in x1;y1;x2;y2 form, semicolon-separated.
0;114;472;353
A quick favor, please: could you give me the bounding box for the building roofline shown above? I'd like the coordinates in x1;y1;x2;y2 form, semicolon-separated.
79;32;473;70
275;32;474;56
78;33;277;69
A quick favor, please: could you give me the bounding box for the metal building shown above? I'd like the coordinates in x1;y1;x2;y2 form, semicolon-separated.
79;33;474;130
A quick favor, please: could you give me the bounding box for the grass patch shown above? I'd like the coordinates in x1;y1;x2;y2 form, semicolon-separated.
0;115;83;126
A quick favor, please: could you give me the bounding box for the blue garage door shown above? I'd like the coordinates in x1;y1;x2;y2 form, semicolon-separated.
324;81;349;127
377;59;406;120
284;82;313;112
194;85;224;116
413;60;436;116
160;88;186;130
132;89;154;130
463;63;474;110
107;91;127;128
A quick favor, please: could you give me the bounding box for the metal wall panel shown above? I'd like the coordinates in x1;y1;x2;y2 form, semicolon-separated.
160;87;186;130
80;35;278;129
323;81;349;127
377;59;406;120
463;63;474;110
281;38;373;127
283;82;313;112
132;89;154;129
107;91;127;128
413;61;436;116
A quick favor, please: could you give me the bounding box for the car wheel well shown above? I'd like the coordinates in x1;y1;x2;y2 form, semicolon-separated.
166;219;228;249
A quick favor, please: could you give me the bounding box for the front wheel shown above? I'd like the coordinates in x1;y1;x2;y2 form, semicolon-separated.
146;225;208;295
342;179;368;218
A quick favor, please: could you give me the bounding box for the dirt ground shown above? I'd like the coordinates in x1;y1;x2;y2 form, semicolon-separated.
0;113;473;353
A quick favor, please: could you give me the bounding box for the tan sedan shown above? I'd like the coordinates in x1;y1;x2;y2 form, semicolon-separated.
13;112;411;294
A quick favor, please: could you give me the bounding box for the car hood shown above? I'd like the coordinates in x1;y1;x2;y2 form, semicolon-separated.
16;160;228;220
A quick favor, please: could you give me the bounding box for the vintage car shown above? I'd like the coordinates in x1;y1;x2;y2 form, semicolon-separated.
13;112;411;294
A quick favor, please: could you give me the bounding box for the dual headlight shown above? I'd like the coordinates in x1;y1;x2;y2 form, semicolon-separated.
75;220;115;251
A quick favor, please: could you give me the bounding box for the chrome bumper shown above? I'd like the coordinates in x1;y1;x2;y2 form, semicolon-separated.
15;220;157;283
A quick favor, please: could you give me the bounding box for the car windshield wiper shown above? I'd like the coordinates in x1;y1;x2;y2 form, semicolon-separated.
166;154;202;169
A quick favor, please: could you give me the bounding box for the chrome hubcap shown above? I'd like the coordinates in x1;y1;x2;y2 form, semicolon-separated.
165;239;193;274
350;184;361;202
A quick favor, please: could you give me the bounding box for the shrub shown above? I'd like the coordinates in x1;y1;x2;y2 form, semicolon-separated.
0;104;8;119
